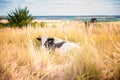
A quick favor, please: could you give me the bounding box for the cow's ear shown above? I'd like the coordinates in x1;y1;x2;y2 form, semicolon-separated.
37;37;41;41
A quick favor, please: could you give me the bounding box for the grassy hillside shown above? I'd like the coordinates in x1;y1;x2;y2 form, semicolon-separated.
0;21;120;80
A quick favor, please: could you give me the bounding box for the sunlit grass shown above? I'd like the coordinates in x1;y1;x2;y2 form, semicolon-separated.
0;21;120;80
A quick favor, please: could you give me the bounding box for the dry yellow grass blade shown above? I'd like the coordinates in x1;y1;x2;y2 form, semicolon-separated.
0;21;120;80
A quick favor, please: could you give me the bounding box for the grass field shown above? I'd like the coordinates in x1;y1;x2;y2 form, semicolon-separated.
0;21;120;80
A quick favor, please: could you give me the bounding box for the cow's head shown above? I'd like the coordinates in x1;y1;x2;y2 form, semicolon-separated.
37;36;54;49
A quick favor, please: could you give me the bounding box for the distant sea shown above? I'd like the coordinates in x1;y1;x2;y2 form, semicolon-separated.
34;16;120;22
1;15;120;22
34;15;120;22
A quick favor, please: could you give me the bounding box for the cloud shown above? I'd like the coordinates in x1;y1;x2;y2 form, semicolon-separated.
26;0;120;15
0;0;120;15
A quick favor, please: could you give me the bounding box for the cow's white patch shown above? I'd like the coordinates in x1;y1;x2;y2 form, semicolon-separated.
40;36;48;49
55;42;81;54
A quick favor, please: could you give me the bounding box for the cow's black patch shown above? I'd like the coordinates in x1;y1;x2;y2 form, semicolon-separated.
54;41;65;48
44;38;54;49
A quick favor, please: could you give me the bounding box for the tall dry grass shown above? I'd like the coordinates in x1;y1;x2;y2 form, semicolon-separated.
0;21;120;80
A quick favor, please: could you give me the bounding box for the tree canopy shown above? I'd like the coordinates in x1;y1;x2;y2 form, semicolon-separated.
7;7;33;27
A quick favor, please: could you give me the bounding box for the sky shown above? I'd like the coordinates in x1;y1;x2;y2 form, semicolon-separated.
0;0;120;16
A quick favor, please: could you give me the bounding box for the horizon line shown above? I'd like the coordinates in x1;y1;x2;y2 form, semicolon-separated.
1;14;120;17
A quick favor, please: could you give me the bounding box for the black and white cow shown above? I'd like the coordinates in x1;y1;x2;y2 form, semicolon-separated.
37;36;82;53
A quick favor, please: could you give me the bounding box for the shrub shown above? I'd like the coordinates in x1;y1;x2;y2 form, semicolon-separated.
40;22;46;27
7;7;33;27
31;22;38;27
0;23;9;28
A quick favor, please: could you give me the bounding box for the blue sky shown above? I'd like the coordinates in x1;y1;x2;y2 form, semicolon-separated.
0;0;120;16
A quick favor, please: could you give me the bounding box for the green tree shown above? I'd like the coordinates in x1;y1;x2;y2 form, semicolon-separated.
7;7;33;27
